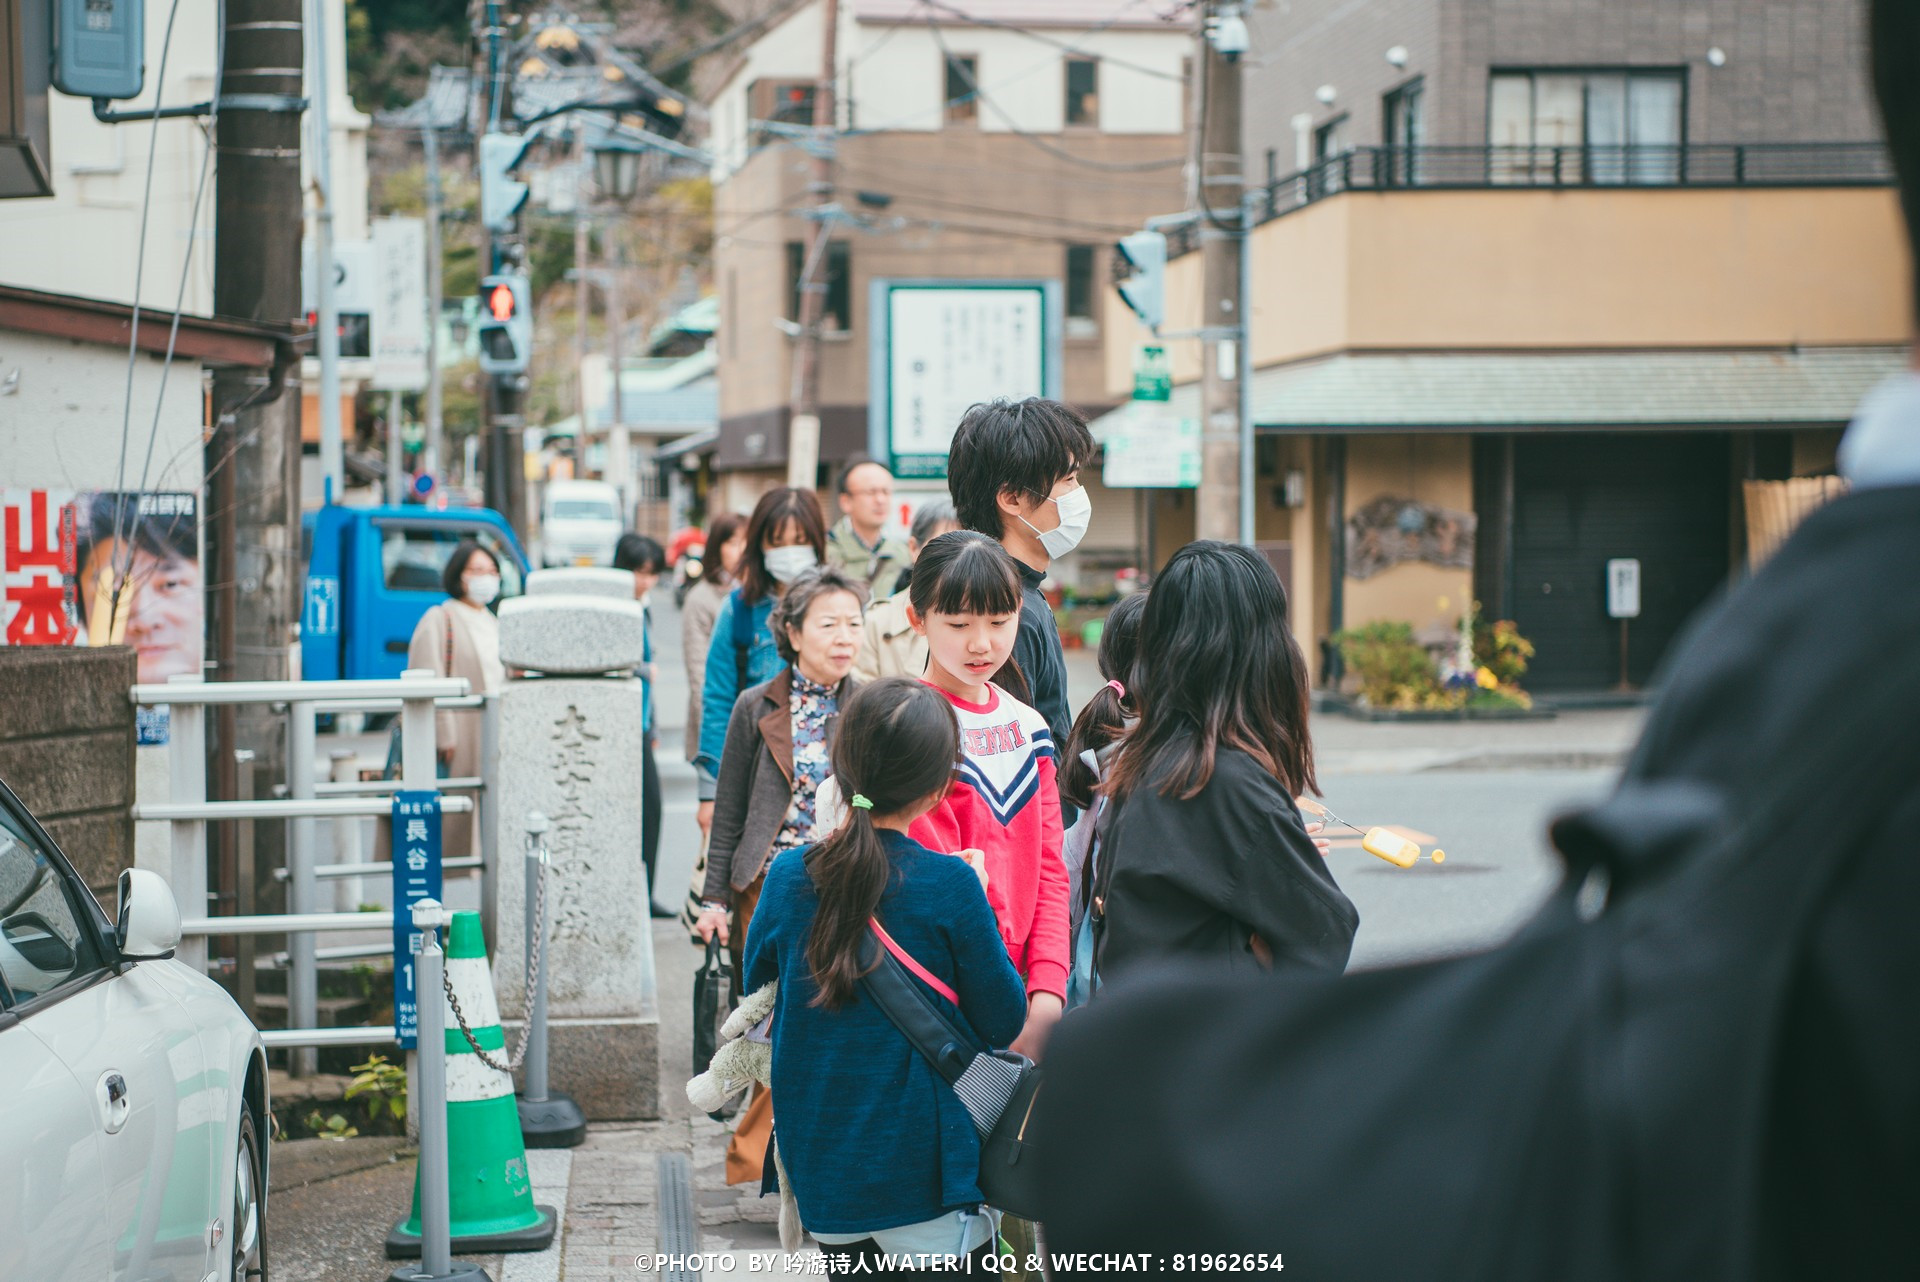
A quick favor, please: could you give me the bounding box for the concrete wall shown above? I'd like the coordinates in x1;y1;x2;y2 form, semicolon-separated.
0;0;367;310
1245;0;1444;168
1104;184;1911;396
0;646;137;895
844;22;1188;136
0;329;207;495
1246;0;1879;173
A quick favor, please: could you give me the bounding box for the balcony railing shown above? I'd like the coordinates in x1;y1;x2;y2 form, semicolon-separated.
1253;142;1893;226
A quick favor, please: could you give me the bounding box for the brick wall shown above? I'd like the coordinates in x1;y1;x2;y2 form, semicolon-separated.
1247;0;1878;171
0;647;137;895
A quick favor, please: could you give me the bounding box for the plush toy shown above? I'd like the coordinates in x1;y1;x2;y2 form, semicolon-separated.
687;981;804;1250
687;979;775;1112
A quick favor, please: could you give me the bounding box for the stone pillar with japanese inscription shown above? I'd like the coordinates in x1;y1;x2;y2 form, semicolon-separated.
493;567;658;1120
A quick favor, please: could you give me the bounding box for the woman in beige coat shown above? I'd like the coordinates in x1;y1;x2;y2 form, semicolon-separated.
403;539;507;857
851;499;960;682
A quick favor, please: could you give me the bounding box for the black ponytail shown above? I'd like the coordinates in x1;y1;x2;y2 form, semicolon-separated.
1059;591;1149;812
805;678;961;1008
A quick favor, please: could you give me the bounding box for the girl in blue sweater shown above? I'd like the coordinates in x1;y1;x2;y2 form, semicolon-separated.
744;677;1028;1273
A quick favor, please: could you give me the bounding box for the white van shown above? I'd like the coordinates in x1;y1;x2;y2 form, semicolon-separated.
539;479;624;567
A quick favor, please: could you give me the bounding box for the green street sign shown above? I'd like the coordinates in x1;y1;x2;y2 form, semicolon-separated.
1132;343;1171;402
401;419;425;449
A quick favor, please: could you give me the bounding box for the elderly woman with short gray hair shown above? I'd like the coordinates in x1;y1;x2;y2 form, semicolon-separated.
695;563;866;1186
697;564;868;962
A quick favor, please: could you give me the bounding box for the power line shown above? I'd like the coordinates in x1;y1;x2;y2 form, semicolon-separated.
832;0;1179;142
128;28;224;516
923;10;1186;173
107;0;185;623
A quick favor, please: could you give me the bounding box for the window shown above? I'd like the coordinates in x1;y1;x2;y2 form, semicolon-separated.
378;524;525;598
1065;244;1097;334
748;80;816;146
1065;57;1099;127
768;81;816;126
0;808;103;1006
1383;78;1425;185
786;239;852;332
1310;114;1350;197
1314;115;1349;162
1488;69;1685;185
945;55;979;125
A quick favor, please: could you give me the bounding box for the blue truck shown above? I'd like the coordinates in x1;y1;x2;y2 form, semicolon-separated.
301;504;529;682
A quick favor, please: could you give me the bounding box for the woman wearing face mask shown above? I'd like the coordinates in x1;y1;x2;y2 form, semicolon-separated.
696;487;829;832
405;539;508;856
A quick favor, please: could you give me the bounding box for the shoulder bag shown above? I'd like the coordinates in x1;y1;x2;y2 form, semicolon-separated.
858;922;1046;1220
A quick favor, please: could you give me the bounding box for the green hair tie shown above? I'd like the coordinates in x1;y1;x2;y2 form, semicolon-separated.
849;793;874;811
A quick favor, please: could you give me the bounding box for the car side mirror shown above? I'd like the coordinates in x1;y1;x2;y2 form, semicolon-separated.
116;868;182;961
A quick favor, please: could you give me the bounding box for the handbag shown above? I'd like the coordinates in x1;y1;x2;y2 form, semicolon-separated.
692;936;735;1097
858;922;1046;1221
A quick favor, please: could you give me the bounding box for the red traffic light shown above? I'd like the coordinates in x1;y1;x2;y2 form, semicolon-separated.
487;283;516;321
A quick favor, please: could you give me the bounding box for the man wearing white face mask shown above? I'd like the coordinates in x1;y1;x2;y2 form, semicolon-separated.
948;397;1097;756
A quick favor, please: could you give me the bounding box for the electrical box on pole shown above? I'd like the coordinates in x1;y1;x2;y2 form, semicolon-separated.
1115;230;1168;334
477;274;532;376
53;0;145;100
479;131;534;233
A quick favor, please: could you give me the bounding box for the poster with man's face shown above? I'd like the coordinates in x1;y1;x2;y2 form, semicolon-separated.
1;489;203;685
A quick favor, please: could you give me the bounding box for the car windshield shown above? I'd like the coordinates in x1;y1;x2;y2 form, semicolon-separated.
550;500;617;520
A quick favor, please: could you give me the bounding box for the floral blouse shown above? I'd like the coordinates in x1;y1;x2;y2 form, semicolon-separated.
775;671;839;850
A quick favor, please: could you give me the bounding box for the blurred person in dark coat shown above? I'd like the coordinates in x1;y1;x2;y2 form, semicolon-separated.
1033;6;1920;1277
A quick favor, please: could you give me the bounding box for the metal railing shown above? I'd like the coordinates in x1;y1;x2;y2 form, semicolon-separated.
130;669;500;1070
1254;141;1893;226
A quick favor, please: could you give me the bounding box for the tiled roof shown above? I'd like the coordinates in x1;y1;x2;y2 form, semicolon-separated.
1091;347;1908;435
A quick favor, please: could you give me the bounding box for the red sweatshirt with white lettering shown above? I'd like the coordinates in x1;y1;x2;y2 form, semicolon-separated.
909;681;1069;1002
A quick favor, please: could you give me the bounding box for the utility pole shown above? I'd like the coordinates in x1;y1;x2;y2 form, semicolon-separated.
574;139;591;462
606;250;630;527
308;0;344;502
423;124;445;486
1195;1;1249;544
785;0;839;490
209;0;303;1004
477;0;528;534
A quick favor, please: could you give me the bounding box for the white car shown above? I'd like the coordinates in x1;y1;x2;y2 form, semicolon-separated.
539;479;624;567
0;779;268;1282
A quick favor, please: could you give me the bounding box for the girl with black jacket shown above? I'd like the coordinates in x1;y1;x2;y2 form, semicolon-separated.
1090;541;1358;982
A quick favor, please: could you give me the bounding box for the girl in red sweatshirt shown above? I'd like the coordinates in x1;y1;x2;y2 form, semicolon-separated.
905;531;1069;1061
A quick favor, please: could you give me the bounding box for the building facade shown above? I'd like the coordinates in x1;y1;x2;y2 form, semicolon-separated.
707;0;1190;587
1098;0;1906;691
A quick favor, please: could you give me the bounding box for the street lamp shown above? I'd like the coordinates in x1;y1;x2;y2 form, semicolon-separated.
593;136;645;202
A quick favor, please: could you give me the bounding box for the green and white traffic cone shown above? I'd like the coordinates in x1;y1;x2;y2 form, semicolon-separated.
387;912;557;1259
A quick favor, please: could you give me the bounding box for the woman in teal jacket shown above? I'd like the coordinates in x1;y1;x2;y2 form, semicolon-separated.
696;486;829;827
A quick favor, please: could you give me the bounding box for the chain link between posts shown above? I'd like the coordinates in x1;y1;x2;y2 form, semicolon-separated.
442;837;548;1075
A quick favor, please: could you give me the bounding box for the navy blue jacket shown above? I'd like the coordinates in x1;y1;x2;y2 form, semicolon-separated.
1012;559;1071;750
744;830;1028;1234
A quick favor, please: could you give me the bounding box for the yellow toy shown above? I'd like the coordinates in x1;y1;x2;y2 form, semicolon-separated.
1304;801;1447;868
